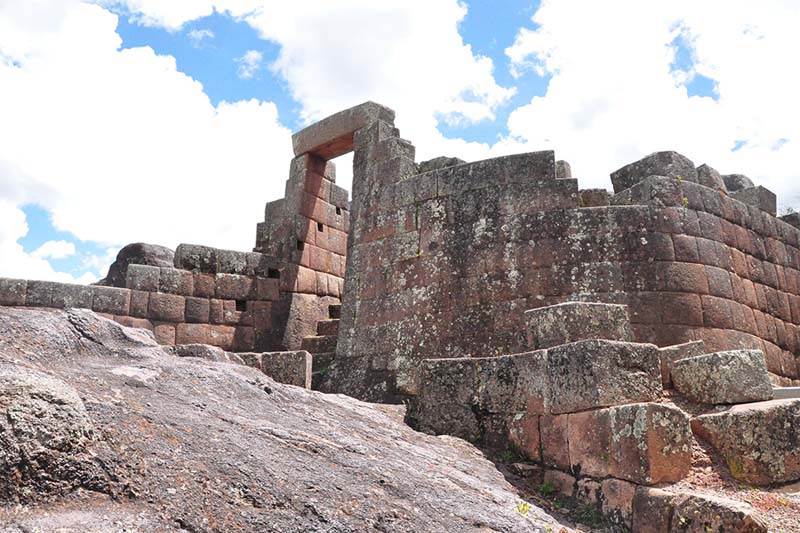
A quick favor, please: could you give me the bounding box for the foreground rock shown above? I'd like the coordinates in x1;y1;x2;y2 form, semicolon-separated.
0;307;564;532
692;399;800;485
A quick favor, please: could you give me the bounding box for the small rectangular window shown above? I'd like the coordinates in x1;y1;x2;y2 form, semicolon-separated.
335;206;342;215
235;300;247;312
268;268;280;279
296;240;305;251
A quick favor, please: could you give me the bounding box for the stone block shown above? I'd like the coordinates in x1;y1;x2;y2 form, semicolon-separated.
215;249;248;275
696;163;727;192
112;316;153;332
671;493;767;532
256;278;280;301
129;290;149;318
171;343;228;362
631;487;674;533
415;358;481;440
175;323;236;350
26;280;55;307
208;299;224;324
148;293;185;322
691;399;800;484
731;186;777;217
234;326;256;351
159;267;194;296
0;278;26;306
525;302;634;350
185;297;210;323
659;340;706;388
125;264;160;292
568;403;693;484
600;478;635;529
174;243;218;273
215;273;255;300
672;350;773;404
300;335;337;353
555;159;571;179
722;173;755;192
292;101;395;159
193;272;216;298
477;351;550;414
610;151;697;193
261;351;312;388
50;283;93;309
579;188;611;207
506;412;540;461
153;323;176;345
780;212;800;230
92;286;131;315
539;414;570;470
543;469;575;498
546;340;662;414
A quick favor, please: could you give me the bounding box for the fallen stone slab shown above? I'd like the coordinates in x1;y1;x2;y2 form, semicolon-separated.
525;301;634;350
659;340;706;388
547;339;662;414
671;350;773;404
261;351;312;389
692;399;800;484
568;402;693;485
610;151;697;194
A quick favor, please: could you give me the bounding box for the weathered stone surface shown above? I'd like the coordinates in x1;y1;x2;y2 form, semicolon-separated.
555;160;572;179
547;339;662;414
292;101;395;159
51;283;94;309
98;243;174;288
659;340;706;388
260;351;312;389
0;362;108;502
543;469;575;498
169;343;229;362
568;403;693;484
26;280;56;307
215;273;255;300
610;151;698;193
579;188;611;207
417;156;466;174
175;323;236;350
731;186;777;216
124;264;161;292
671;350;773;404
91;286;130;315
631;487;674;533
600;478;636;529
0;278;27;306
173;243;218;273
671;493;767;532
692;399;800;484
158;267;194;296
540;414;570;470
696;163;727;192
525;302;635;350
147;293;184;323
780;212;800;229
414;358;481;441
184;296;210;323
0;306;565;532
723;173;756;192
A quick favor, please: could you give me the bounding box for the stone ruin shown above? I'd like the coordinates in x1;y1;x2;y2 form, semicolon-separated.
2;101;800;530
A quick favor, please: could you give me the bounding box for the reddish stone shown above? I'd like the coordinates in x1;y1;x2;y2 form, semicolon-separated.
148;293;185;322
660;292;703;326
256;278;280;301
539;414;569;470
631;487;674;533
113;316;153;331
215;274;255;300
153;322;176;345
129;290;150;318
543;469;575;498
185;297;210;323
507;412;540;461
234;326;256;351
175;323;236;350
600;478;636;529
209;299;224;324
159;267;194;296
193;272;216;298
702;295;734;329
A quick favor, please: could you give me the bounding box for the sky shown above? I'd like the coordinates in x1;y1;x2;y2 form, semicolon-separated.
1;0;799;284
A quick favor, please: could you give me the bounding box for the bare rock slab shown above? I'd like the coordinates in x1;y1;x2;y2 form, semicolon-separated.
525;301;634;350
547;339;662;414
671;493;768;532
610;151;697;194
568;402;693;485
671;350;773;404
692;399;800;485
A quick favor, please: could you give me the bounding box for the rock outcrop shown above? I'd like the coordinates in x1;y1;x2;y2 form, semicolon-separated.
0;307;565;532
96;242;175;288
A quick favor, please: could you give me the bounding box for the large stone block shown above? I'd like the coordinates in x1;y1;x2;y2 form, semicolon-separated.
631;487;674;533
671;350;773;404
0;278;26;306
568;403;693;484
261;351;312;389
26;280;56;307
91;286;131;315
148;293;185;322
671;493;767;533
547;340;662;414
51;283;93;309
696;163;727;192
691;399;800;484
159;267;194;296
722;173;755;192
175;323;236;350
292;101;395;159
185;297;210;323
215;273;255;300
731;186;777;217
610;151;698;194
125;264;160;292
415;358;481;440
174;244;218;273
525;301;635;350
659;340;706;388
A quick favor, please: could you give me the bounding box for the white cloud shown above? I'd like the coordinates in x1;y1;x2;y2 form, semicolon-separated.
504;0;800;209
31;240;76;259
235;49;262;79
0;1;293;262
187;28;214;47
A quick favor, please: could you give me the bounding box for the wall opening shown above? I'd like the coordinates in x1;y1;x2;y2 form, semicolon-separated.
235;300;247;312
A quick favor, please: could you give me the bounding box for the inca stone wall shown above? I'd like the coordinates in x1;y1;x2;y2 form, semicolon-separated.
309;103;800;403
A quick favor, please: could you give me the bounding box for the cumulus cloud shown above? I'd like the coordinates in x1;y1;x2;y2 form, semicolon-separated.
187;28;214;47
504;0;800;209
31;240;76;259
0;1;293;259
235;49;262;79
